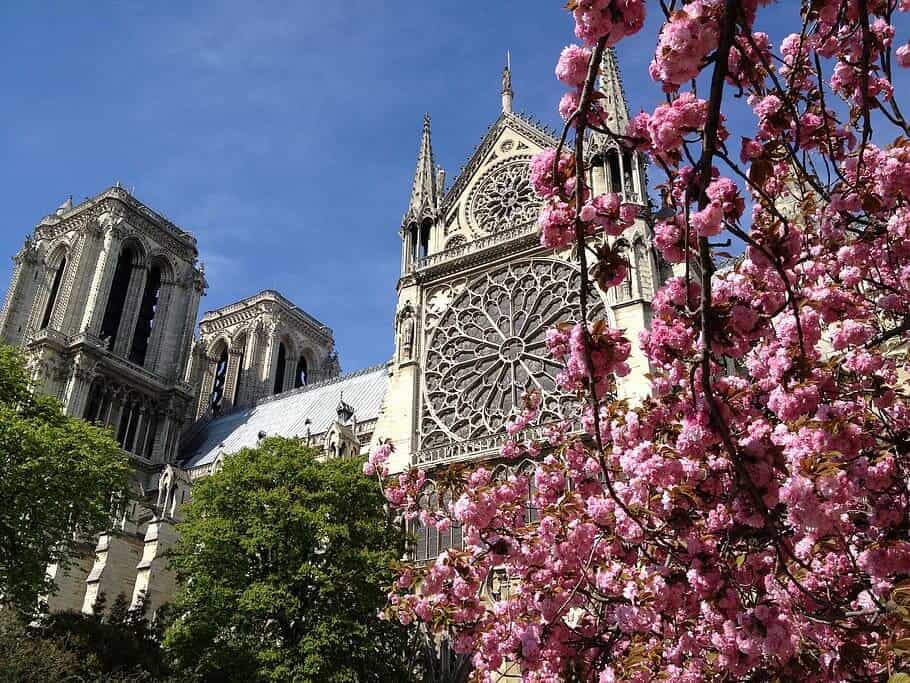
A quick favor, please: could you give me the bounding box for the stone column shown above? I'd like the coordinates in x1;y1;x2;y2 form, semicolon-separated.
260;325;280;399
222;346;244;411
195;356;216;421
113;264;148;359
145;278;176;373
150;407;178;464
238;328;264;406
62;352;97;418
174;273;205;382
82;226;124;337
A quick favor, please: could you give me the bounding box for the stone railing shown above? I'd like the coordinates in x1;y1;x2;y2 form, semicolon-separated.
413;419;580;468
409;222;538;273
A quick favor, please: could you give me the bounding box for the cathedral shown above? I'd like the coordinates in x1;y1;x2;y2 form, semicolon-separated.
0;50;663;616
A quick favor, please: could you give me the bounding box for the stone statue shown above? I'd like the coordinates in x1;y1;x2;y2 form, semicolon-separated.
501;65;512;93
399;305;415;360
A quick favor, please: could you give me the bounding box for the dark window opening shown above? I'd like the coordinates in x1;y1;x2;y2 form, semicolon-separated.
273;342;287;394
100;247;135;348
419;220;431;260
117;404;132;446
210;347;229;411
124;406;141;453
295;356;308;388
129;265;162;366
408;223;419;264
84;383;104;423
40;256;66;330
606;150;622;194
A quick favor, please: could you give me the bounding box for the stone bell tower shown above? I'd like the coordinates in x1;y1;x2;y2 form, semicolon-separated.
0;186;206;614
0;186;205;462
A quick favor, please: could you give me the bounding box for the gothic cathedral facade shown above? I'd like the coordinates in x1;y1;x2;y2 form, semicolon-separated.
0;50;664;615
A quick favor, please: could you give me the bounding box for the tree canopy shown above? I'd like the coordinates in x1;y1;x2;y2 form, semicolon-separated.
163;437;412;682
0;343;129;613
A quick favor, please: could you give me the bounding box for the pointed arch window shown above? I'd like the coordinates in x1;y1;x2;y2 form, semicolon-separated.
419;219;432;260
129;265;162;366
606;149;622;194
40;255;67;330
100;247;135;347
408;222;420;265
295;356;308;388
273;342;287;394
210;346;229;411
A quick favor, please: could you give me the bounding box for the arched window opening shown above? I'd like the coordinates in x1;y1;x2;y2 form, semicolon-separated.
129;265;162;365
273;342;287;394
210;346;229;411
232;345;246;406
100;247;135;348
408;223;419;265
84;381;105;423
622;151;636;199
419;220;431;260
606;149;622;195
295;356;308;388
40;255;66;330
615;241;633;301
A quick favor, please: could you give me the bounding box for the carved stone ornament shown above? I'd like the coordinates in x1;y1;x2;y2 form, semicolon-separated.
468;157;540;234
421;259;602;447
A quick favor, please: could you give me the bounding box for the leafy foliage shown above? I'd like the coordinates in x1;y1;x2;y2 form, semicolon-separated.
163;437;412;682
0;343;129;613
0;600;171;682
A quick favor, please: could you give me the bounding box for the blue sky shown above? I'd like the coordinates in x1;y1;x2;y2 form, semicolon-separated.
2;3;908;371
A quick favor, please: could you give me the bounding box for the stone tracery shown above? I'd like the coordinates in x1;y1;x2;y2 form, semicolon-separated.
468;157;540;234
421;259;600;447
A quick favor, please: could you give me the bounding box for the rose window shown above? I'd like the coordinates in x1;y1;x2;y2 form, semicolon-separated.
468;158;540;233
421;259;600;446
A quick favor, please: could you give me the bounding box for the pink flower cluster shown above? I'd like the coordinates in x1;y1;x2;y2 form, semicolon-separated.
627;92;714;164
529;148;575;199
571;0;645;46
546;321;631;397
650;0;720;88
579;192;637;235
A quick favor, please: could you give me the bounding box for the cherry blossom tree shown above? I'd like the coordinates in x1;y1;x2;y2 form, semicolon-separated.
369;1;910;680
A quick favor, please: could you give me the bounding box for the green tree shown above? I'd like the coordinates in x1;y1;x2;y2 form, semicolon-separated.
163;437;412;682
0;343;129;613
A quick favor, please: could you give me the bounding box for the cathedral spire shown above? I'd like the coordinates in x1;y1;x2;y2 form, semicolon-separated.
599;48;630;132
404;113;439;226
501;51;514;114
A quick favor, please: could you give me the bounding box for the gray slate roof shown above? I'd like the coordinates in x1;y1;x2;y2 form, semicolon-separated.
181;364;389;470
